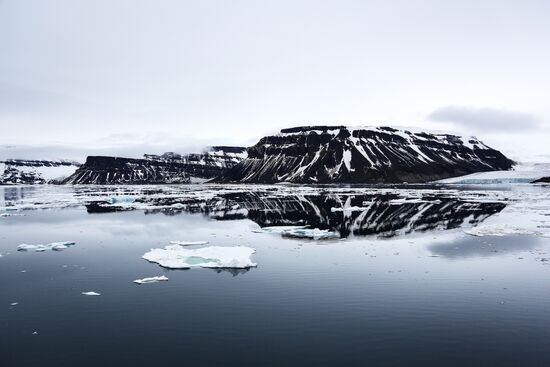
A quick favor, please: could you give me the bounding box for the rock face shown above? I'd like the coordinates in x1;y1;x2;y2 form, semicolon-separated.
532;177;550;184
215;126;515;184
0;159;81;185
144;146;247;180
63;146;247;185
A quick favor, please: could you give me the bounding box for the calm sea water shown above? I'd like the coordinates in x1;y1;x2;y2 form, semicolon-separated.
1;185;550;366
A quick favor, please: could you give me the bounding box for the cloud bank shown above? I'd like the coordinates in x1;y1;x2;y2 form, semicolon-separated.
427;106;539;132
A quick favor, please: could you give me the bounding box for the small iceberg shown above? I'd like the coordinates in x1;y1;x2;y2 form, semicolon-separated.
256;226;339;240
109;196;136;205
81;291;101;296
281;228;340;240
169;240;209;246
133;275;169;284
17;241;76;252
465;225;541;237
257;226;308;234
331;206;369;212
142;245;257;269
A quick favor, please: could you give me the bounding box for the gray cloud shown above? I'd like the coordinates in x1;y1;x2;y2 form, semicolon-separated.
427;106;539;132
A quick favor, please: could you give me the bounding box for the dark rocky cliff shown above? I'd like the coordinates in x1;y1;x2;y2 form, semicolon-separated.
215;126;514;184
62;146;247;184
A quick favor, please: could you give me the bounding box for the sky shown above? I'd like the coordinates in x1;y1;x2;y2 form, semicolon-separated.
0;0;549;161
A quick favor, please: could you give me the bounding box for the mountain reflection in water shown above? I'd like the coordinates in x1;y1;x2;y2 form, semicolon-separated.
86;191;506;239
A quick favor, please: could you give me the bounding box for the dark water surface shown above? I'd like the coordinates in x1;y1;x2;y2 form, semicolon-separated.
2;186;550;366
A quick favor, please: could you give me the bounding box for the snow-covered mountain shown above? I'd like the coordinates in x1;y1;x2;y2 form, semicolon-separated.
215;126;515;184
0;159;81;185
63;146;247;184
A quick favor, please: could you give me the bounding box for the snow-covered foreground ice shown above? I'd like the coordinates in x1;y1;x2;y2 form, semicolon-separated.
142;245;257;269
134;275;169;284
17;241;76;252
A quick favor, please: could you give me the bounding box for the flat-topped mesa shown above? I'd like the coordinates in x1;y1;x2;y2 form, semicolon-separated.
62;146;248;185
62;156;191;184
215;125;515;184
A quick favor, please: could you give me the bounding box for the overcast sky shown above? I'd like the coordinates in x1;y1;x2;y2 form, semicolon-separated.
1;0;549;161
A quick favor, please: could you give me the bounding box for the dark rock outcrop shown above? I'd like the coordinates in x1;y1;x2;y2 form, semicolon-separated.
215;126;515;184
62;156;192;184
532;177;550;184
63;146;247;184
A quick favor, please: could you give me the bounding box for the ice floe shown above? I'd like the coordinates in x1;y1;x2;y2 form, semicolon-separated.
142;245;257;269
169;240;209;246
109;195;136;204
17;241;76;252
253;226;340;240
257;226;339;240
81;291;101;296
281;227;340;240
465;225;542;237
133;275;169;284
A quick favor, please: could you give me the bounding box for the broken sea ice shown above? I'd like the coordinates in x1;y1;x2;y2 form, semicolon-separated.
17;241;76;252
81;291;101;296
464;224;542;237
133;275;169;284
142;245;257;269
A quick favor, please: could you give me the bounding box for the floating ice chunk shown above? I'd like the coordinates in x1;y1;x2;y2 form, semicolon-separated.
255;226;308;234
169;240;209;246
465;225;542;237
10;302;18;306
81;291;101;296
331;206;369;212
142;245;257;269
256;225;339;240
109;196;136;204
0;212;25;217
133;275;169;284
281;228;340;240
17;241;76;252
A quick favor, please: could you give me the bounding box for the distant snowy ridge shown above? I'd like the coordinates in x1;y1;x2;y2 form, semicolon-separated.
216;126;514;184
0;159;81;185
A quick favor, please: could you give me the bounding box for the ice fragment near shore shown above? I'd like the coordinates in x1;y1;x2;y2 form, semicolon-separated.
142;245;256;269
109;196;136;204
134;275;169;284
257;226;339;240
17;241;76;252
282;228;340;240
465;225;541;237
169;240;209;246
